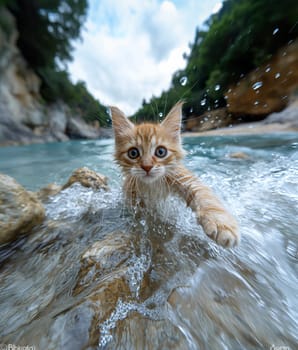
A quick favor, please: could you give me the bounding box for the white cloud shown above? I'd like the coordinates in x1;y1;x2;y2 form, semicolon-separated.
212;2;223;14
68;0;222;115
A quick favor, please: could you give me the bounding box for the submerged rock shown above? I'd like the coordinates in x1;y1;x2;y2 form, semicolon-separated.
0;173;45;245
62;167;109;191
0;167;108;245
35;183;63;202
73;230;190;349
228;152;250;159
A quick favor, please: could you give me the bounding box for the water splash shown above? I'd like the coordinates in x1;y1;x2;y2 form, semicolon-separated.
179;76;188;86
272;27;279;35
1;135;298;349
252;81;263;90
200;98;207;106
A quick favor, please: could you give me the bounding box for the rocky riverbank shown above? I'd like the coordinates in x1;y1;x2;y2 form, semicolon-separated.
0;167;108;245
183;100;298;137
1;5;297;146
0;8;111;147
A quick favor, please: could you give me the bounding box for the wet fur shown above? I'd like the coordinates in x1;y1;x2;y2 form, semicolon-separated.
111;102;239;248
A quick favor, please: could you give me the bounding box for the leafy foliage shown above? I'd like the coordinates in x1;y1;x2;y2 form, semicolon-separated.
134;0;298;121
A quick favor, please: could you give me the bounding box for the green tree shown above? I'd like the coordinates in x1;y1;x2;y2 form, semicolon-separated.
134;0;298;121
7;0;87;71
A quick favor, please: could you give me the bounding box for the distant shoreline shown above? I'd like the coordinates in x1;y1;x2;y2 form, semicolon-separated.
182;122;298;137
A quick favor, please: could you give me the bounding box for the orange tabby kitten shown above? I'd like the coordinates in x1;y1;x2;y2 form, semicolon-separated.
110;102;239;248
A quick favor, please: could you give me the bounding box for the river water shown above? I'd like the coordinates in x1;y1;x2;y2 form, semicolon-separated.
0;134;297;350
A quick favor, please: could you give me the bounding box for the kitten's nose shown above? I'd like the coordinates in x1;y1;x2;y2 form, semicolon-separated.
141;164;153;174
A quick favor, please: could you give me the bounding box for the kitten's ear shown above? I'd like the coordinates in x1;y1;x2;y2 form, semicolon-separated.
110;106;134;139
161;101;183;142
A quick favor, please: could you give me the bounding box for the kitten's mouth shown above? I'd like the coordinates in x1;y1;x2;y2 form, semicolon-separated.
141;173;159;183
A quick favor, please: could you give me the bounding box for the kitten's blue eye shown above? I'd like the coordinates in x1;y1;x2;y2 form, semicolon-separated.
155;146;167;158
128;147;140;159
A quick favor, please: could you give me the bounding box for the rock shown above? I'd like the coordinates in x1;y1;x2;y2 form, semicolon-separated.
0;9;108;146
62;167;109;191
46;102;70;142
263;100;298;127
0;8;46;145
0;104;41;146
73;231;191;349
35;183;63;202
66;117;101;139
226;39;298;116
228;152;250;159
74;232;134;296
47;102;69;139
0;173;45;245
35;167;108;202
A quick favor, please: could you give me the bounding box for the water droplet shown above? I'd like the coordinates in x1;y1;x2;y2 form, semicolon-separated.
265;66;271;73
214;84;221;91
158;112;163;118
189;107;193;113
200;98;207;106
275;73;281;79
252;81;263;90
273;28;279;35
179;76;188;86
254;101;259;105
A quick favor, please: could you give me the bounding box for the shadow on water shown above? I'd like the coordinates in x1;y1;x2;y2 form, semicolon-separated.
0;134;297;349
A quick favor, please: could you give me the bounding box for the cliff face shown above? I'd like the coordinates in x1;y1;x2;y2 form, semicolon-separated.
185;39;298;132
226;39;298;116
0;9;107;146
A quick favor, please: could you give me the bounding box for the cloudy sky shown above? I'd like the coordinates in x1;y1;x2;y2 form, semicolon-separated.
68;0;222;115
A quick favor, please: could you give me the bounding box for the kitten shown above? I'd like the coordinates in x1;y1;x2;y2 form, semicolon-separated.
110;102;239;248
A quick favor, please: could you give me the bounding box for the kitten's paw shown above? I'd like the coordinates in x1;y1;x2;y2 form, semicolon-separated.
199;214;240;248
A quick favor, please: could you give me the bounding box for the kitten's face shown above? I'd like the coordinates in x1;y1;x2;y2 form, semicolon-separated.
111;102;184;184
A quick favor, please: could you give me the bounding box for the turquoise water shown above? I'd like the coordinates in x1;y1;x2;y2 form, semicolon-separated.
0;133;298;349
